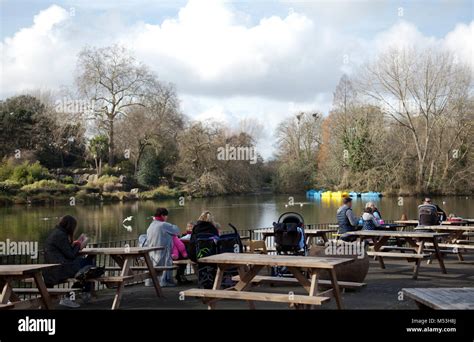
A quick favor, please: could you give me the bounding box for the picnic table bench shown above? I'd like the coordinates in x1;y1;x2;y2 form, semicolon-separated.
402;287;474;310
415;225;474;261
342;230;449;279
231;275;366;290
253;228;337;245
395;220;469;226
181;253;355;310
0;264;59;309
80;246;165;310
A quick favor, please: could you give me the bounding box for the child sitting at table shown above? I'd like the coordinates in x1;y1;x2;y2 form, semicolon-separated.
171;235;188;260
180;221;194;241
362;207;381;230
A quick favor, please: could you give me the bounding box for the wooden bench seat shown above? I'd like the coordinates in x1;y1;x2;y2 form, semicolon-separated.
104;265;177;271
231;275;366;289
454;240;474;244
97;275;135;284
426;243;474;250
367;251;429;259
12;288;79;295
173;259;195;265
0;303;14;310
181;288;330;306
379;246;417;252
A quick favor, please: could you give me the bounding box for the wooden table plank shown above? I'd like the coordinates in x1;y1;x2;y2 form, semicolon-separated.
80;246;163;255
417;226;474;231
0;264;60;276
403;288;474;310
198;253;353;268
343;231;449;238
395;220;469;226
253;229;338;235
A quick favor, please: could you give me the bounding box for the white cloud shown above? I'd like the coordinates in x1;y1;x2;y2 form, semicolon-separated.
1;1;472;158
0;5;74;94
443;21;474;72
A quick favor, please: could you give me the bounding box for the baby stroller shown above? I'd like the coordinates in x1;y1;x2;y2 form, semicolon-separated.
194;223;243;289
273;212;307;255
272;212;307;276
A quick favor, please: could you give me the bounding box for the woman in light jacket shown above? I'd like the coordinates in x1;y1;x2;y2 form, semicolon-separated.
145;207;180;287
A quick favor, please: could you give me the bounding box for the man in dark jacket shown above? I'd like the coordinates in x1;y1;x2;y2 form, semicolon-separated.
337;197;360;241
418;198;443;229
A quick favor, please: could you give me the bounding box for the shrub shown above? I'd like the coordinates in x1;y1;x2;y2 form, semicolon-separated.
0;160;14;181
61;175;74;184
0;180;21;193
101;164;119;176
10;161;50;185
95;175;120;186
21;179;77;195
139;186;178;200
116;160;135;177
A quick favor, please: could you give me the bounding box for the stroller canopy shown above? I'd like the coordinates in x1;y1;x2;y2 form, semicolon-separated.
278;212;304;225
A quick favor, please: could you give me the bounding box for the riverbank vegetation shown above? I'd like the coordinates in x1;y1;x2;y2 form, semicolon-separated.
1;44;472;204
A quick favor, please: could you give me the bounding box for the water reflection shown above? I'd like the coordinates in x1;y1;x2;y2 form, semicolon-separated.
0;195;471;247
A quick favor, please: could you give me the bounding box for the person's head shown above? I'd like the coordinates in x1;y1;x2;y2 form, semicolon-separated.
198;211;215;225
343;197;352;208
365;201;376;210
186;221;195;231
57;215;77;242
423;197;432;205
364;207;373;214
154;208;169;221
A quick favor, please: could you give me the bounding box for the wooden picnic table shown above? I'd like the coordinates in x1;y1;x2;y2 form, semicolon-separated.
402;287;474;310
80;246;164;310
253;228;337;245
416;225;474;242
330;223;406;231
343;230;449;279
182;253;354;310
0;264;59;309
395;219;469;226
415;225;474;261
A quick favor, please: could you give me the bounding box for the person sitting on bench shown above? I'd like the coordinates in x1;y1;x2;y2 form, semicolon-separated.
336;197;359;241
417;198;440;230
43;215;93;308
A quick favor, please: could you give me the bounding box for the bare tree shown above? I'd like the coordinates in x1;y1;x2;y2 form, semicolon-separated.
358;47;471;192
75;45;156;166
115;83;183;175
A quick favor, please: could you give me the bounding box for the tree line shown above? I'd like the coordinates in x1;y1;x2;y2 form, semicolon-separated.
0;44;472;199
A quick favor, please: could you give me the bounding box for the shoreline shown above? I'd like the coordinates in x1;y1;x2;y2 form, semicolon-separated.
0;188;471;207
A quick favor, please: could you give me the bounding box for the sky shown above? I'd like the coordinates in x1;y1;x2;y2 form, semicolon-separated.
0;0;473;158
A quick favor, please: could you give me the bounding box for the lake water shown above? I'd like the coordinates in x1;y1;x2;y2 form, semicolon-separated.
0;194;472;247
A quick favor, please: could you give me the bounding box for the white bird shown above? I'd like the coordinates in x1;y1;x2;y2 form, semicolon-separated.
123;216;133;232
442;201;446;205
